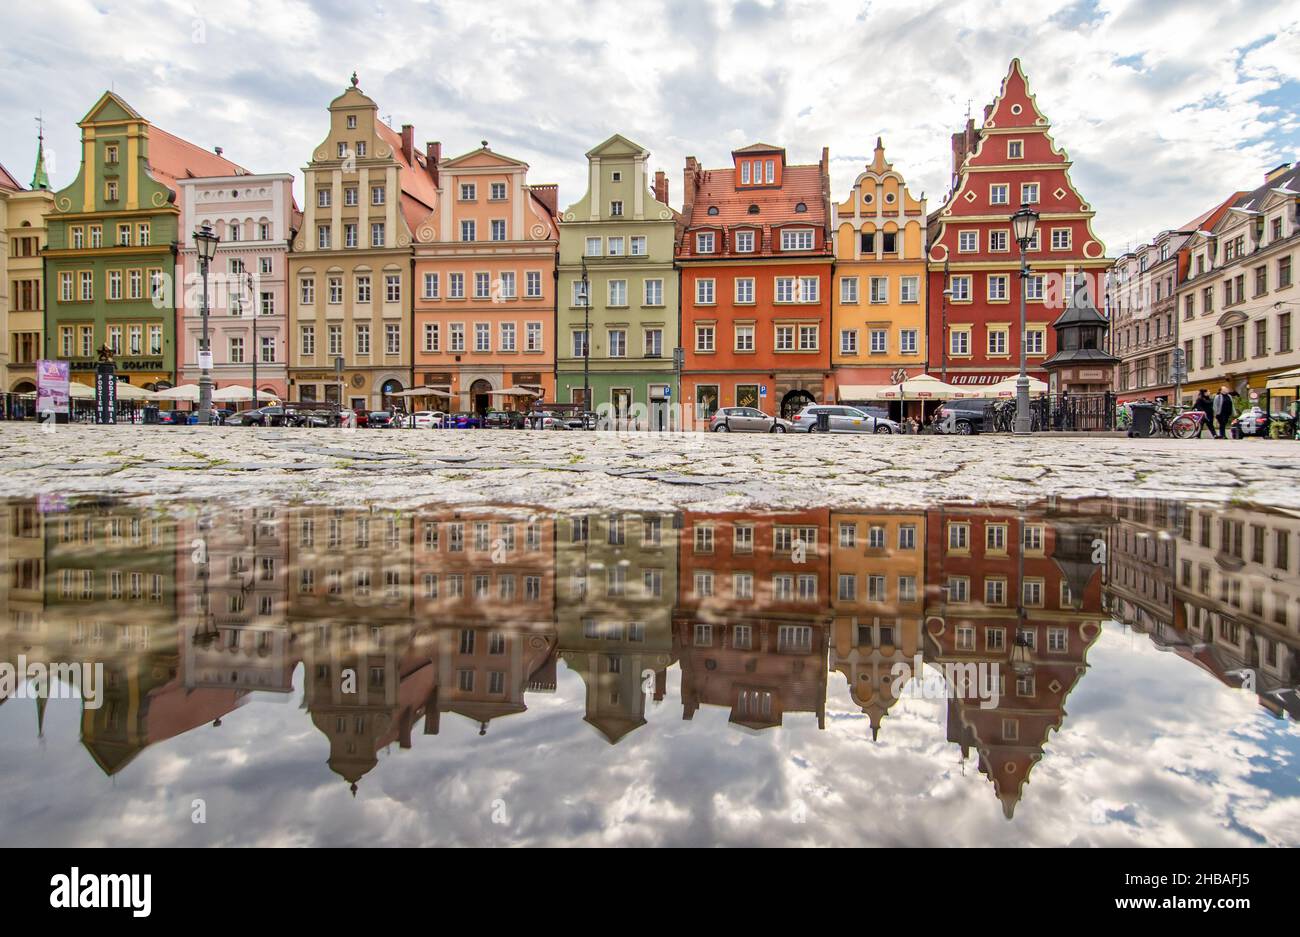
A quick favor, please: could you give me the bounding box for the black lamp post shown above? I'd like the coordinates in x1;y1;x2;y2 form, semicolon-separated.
246;272;258;411
581;255;591;413
193;222;220;424
1010;204;1040;435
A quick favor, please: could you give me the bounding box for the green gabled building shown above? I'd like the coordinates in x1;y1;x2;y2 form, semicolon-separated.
43;91;245;389
557;134;680;428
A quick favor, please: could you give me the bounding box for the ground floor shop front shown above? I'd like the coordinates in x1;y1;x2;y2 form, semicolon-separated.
411;367;554;416
556;368;679;429
682;371;832;422
289;367;412;411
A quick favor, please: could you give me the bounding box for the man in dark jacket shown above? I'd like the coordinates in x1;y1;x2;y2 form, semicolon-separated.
1193;389;1214;438
1212;385;1235;439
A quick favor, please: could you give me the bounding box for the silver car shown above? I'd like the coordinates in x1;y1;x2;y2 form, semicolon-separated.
792;404;899;434
709;407;794;433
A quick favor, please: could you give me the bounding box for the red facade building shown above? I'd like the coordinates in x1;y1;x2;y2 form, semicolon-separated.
678;145;834;420
927;60;1110;391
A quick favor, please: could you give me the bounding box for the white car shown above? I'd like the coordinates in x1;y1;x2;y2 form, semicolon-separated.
409;410;446;429
792;404;900;434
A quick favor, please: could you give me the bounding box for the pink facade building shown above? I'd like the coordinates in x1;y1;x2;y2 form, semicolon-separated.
176;174;298;400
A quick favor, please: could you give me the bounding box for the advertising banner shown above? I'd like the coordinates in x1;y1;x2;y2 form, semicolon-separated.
35;359;70;415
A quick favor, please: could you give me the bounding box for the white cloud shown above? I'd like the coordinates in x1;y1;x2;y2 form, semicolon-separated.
0;0;1296;252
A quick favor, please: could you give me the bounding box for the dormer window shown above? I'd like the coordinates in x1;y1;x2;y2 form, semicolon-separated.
696;232;715;254
741;163;751;185
764;160;775;184
795;202;807;213
781;228;814;251
734;230;755;253
707;206;719;216
747;204;760;214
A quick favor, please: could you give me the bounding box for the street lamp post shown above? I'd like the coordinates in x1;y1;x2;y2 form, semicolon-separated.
581;256;591;413
940;260;951;383
246;273;258;411
1010;204;1040;436
193;222;220;425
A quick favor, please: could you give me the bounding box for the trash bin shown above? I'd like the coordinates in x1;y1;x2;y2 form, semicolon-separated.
816;411;831;433
1127;402;1156;437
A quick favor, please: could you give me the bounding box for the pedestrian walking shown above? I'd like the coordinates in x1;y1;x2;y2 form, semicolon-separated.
1193;389;1214;439
1212;385;1234;439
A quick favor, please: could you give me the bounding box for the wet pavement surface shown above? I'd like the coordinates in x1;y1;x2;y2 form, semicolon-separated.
1;493;1296;846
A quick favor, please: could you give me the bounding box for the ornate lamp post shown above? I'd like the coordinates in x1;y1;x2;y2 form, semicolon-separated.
1010;204;1040;435
193;222;220;425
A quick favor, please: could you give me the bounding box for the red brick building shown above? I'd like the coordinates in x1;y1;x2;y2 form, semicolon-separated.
678;145;834;420
927;60;1110;392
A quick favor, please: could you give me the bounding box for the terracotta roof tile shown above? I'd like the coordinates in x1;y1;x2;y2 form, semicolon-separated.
0;161;22;191
147;126;249;191
686;164;826;229
375;121;438;230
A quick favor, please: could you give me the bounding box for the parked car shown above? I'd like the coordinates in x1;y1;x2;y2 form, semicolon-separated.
367;410;394;428
448;412;481;429
225;406;287;427
409;410;446;429
350;408;370;428
285;408;335;428
484;409;526;429
565;411;599;431
931;399;991;435
526;410;569;430
158;409;195;425
791;404;899;434
709;407;795;433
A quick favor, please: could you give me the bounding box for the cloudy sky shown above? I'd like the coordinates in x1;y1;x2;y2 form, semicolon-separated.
1;0;1297;252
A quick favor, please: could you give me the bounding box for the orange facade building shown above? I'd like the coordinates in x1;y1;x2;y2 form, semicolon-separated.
412;144;559;415
678;145;833;420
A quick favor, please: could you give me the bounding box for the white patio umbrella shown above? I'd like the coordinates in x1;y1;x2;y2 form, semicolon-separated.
67;381;96;399
983;376;1049;398
487;386;543;397
210;385;257;402
112;382;157;400
153;384;201;402
896;374;960;398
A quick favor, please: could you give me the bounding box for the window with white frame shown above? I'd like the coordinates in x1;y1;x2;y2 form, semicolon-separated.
696;232;715;253
1051;228;1072;250
776;278;795;303
988;275;1009;301
1021;182;1040;204
958;230;978;253
644;278;663;306
841;277;859;303
990;184;1009;205
840;329;858;354
526;271;542;298
695;324;715;352
950;328;971;355
870;276;888;304
585;236;601;257
781;228;814;250
989;230;1009;252
900;329;918;354
423;272;439;299
460;220;475;242
798;325;818;350
735;324;755;352
900;276;919;303
870;329;887;354
526;322;542;352
500;322;516;351
797;276;819;303
630;236;647;255
734;230;755;252
951;276;971;301
459;183;476;201
607;236;624;256
491;220;507;241
1008;139;1024;159
423;322;439;352
696;278;715;304
775;325;794;350
449;323;465;352
608;279;627;306
736;277;755;303
988;327;1008;355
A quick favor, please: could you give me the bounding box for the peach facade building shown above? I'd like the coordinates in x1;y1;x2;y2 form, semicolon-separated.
412;144;559;415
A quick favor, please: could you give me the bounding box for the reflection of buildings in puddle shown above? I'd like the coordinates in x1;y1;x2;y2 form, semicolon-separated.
3;496;1297;818
674;510;831;731
1106;501;1300;721
829;511;927;740
923;503;1105;818
556;511;677;743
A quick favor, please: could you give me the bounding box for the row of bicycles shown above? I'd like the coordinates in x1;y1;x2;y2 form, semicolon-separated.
1115;402;1208;438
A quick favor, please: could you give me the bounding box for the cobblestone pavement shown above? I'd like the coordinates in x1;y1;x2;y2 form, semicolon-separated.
2;423;1298;511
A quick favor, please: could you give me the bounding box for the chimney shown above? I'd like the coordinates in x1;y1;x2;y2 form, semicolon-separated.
400;124;414;166
950;118;978;190
426;141;441;187
679;156;701;244
1265;162;1293;184
983;103;994;122
214;146;223;157
653;169;669;206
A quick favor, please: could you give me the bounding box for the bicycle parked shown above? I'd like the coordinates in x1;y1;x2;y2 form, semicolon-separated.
1149;405;1205;439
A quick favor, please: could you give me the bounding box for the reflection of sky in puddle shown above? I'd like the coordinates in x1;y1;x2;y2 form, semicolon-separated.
2;626;1297;847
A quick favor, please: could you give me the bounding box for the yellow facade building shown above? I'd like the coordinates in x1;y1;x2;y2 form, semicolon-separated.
830;139;928;421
